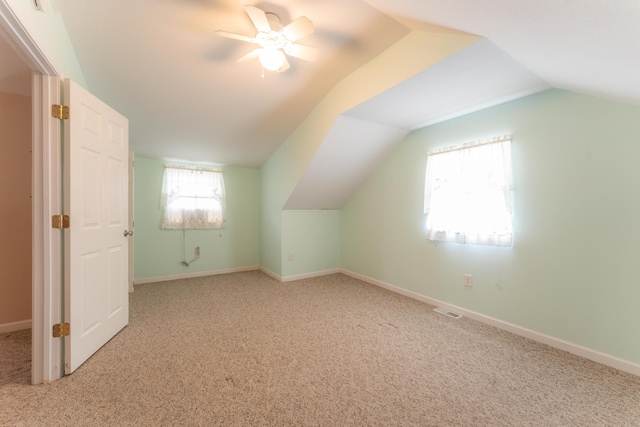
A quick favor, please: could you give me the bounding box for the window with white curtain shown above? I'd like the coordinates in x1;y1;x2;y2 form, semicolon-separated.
424;136;513;247
160;166;226;230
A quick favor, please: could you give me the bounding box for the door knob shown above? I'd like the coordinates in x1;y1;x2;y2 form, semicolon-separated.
124;230;134;237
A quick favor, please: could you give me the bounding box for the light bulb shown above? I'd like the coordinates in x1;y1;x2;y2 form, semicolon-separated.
259;47;285;71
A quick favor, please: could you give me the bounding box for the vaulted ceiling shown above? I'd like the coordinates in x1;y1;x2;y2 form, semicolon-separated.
2;1;639;190
55;0;410;167
49;0;640;170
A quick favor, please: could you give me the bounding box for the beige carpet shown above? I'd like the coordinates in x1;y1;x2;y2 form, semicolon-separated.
1;271;640;426
0;329;30;387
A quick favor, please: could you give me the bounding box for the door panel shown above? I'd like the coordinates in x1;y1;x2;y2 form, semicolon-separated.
64;79;129;374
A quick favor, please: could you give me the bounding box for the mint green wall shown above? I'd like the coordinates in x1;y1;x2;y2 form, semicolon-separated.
260;31;480;278
6;0;87;86
133;157;259;280
259;152;287;276
341;89;640;364
281;210;341;277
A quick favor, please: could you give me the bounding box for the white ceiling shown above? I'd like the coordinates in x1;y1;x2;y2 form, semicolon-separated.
2;0;639;207
54;0;410;167
366;0;640;105
284;116;408;210
50;0;639;167
343;39;550;130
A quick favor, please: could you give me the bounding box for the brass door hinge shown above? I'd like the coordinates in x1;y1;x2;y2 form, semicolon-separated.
52;323;70;338
52;214;70;229
52;104;70;120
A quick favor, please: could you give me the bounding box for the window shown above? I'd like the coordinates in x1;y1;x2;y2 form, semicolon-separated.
160;166;226;230
424;136;513;247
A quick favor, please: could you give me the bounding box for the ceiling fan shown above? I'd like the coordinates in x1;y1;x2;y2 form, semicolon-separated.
216;5;319;75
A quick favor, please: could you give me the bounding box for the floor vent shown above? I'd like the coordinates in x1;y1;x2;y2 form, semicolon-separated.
433;308;463;319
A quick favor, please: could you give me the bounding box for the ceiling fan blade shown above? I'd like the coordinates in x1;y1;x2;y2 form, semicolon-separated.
236;48;261;63
244;5;270;33
216;30;256;44
277;56;290;72
285;43;319;62
281;16;314;41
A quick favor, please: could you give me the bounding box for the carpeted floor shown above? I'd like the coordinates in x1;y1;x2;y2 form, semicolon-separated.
2;271;640;426
0;329;30;387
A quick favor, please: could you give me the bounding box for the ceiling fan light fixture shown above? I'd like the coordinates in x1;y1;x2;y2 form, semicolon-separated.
259;47;285;71
217;6;318;74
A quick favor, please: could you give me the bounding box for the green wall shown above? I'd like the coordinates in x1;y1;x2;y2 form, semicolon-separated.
281;210;341;278
341;89;640;365
260;30;480;278
133;157;260;281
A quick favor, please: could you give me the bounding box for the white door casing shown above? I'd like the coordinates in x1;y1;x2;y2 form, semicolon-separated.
2;1;130;382
64;79;129;374
0;0;63;384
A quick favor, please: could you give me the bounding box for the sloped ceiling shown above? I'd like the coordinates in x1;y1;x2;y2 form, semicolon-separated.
343;39;550;130
3;1;639;209
284;116;409;210
52;0;640;170
365;0;640;105
284;38;551;210
55;0;410;167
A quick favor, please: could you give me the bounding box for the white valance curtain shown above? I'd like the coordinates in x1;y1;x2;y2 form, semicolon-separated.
160;166;226;230
424;136;513;247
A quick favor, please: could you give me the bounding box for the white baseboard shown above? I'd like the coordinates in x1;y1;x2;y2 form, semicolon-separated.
340;269;640;378
135;265;339;286
0;319;31;334
281;268;341;283
134;265;260;285
259;267;281;281
259;267;341;283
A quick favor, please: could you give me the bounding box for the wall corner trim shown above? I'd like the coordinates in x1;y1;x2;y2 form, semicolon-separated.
340;269;640;378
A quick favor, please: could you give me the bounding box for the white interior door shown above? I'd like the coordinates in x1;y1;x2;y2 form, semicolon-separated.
64;79;130;374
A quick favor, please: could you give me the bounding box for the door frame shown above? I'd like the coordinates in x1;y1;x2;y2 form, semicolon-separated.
0;1;63;384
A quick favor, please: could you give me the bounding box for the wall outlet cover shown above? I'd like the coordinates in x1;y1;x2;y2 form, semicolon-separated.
464;274;473;287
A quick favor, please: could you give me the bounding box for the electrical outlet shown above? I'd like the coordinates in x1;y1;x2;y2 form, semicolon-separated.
464;274;473;287
288;252;294;261
195;247;200;257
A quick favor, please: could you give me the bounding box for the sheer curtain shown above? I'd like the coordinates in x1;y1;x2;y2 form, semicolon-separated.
160;166;226;230
424;136;513;247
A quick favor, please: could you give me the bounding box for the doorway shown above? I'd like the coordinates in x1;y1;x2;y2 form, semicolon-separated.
0;29;33;384
1;2;134;384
